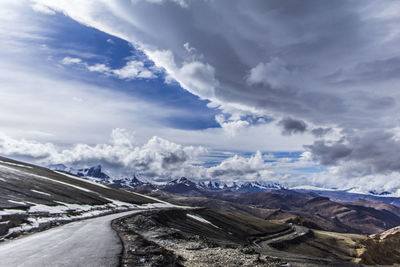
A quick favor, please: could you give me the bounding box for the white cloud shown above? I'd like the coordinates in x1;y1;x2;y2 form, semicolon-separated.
113;60;156;79
183;42;195;53
207;151;272;182
215;114;249;137
86;63;110;73
0;129;308;184
61;56;156;80
147;49;217;100
30;2;55;15
0;132;57;158
61;57;82;65
247;57;300;90
0;129;207;179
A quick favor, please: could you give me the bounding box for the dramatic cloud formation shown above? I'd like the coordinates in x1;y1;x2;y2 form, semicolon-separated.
3;0;400;194
306;131;400;176
31;0;400;180
30;0;393;122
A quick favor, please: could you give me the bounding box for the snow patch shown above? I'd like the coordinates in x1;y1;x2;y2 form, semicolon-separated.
0;209;26;216
8;200;26;205
105;198;136;208
31;189;51;196
30;173;93;192
186;214;220;228
55;171;111;189
141;202;179;209
0;160;32;169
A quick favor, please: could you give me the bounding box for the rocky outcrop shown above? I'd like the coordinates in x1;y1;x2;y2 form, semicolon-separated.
357;226;400;265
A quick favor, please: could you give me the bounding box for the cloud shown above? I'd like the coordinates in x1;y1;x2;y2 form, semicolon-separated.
215;114;249;137
61;57;156;80
134;0;188;8
30;2;55;15
113;60;156;79
33;1;400;130
61;57;82;65
147;50;217;100
207;151;272;181
0;129;207;179
247;57;299;90
12;0;400;191
6;126;400;196
278;117;307;135
305;130;400;176
311;127;332;138
0;129;316;184
0;132;57;159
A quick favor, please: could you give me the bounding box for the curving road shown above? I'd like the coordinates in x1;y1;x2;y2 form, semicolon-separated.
0;210;141;267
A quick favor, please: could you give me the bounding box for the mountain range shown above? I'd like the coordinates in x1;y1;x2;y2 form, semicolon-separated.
48;164;400;206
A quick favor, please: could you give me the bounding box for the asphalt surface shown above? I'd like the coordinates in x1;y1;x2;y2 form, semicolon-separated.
0;210;141;267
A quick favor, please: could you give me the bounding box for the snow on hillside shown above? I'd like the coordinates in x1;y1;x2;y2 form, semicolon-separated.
186;213;220;228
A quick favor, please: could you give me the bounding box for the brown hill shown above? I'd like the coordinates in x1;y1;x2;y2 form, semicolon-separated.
353;198;400;217
193;192;400;234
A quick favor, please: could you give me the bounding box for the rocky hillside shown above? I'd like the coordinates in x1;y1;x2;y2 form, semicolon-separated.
357;226;400;265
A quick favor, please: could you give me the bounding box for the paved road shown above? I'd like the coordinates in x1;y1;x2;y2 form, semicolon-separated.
0;210;141;267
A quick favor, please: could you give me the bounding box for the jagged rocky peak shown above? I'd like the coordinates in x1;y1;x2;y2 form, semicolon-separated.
206;181;223;190
177;177;189;183
168;177;194;185
130;174;144;187
86;165;102;176
231;182;239;189
78;165;110;180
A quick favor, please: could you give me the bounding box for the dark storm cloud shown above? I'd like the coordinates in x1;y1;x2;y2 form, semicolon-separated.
306;131;400;175
311;128;332;138
278;117;307;135
305;139;352;166
161;151;188;169
328;56;400;85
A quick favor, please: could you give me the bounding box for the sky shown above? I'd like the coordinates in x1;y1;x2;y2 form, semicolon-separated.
2;0;400;195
